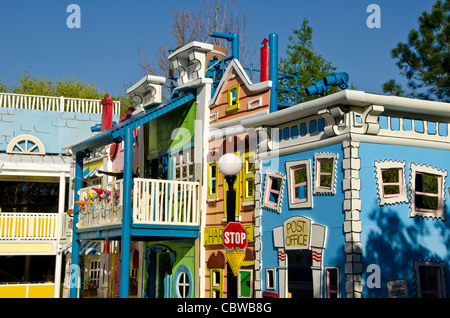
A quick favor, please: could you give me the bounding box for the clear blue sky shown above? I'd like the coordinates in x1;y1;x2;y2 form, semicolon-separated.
0;0;437;98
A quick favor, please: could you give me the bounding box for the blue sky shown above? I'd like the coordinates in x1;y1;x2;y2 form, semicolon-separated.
0;0;437;97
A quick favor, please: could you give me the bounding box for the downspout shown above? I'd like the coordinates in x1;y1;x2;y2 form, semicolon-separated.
70;152;83;298
119;126;133;298
269;33;278;113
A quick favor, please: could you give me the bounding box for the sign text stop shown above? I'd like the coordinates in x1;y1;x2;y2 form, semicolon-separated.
222;221;248;250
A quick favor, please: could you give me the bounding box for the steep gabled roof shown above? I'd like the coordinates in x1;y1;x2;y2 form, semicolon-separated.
209;59;272;107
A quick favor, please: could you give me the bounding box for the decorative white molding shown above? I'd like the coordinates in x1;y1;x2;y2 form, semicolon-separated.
261;169;286;213
374;160;408;206
285;160;313;208
408;163;447;221
313;153;338;195
247;97;262;110
126;75;166;109
413;260;447;298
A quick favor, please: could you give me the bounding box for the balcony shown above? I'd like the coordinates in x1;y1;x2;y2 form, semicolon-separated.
0;212;60;241
76;178;200;238
0;92;121;115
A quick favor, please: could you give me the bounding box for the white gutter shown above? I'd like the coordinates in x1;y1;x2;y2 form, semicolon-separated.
241;90;450;128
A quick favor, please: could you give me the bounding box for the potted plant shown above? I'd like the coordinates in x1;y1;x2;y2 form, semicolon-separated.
82;281;98;298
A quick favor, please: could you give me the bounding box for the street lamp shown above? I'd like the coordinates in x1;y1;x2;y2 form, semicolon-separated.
218;153;242;298
218;153;242;223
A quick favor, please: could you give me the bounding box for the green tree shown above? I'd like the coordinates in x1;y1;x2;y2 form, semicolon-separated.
0;69;135;114
383;0;449;102
278;18;339;106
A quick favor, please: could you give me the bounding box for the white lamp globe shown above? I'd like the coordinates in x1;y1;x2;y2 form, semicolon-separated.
218;153;242;176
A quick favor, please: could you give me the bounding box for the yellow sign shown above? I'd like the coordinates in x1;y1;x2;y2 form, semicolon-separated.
225;248;246;276
284;216;310;250
204;225;254;246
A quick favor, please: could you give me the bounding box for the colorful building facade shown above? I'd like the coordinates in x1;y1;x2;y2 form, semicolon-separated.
241;90;450;298
0;92;120;298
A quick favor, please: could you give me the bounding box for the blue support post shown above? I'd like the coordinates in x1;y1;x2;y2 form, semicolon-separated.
70;152;83;298
119;127;133;298
269;33;278;113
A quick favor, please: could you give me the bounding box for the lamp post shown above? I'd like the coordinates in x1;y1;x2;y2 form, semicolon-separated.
218;153;242;298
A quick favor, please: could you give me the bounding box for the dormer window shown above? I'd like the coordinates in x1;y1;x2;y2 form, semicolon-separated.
226;84;240;113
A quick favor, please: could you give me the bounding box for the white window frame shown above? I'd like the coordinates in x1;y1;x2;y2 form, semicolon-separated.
173;148;194;181
262;169;286;213
374;160;408;206
84;255;101;290
265;268;276;290
413;260;447;298
286;160;312;209
409;163;446;220
314;153;338;195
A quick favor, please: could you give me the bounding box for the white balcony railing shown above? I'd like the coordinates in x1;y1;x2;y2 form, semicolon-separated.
133;178;200;226
76;178;200;230
0;212;59;240
0;92;121;115
76;180;123;229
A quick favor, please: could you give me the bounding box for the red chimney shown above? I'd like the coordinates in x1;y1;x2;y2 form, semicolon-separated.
101;94;113;131
260;38;269;82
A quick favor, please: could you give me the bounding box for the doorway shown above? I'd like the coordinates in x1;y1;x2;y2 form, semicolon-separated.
287;250;313;298
146;245;175;298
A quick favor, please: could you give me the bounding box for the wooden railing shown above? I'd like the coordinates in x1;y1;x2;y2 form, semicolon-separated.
133;178;200;226
0;92;121;115
0;212;59;240
76;178;200;230
77;180;123;229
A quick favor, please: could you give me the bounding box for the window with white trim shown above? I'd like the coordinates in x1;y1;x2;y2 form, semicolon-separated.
174;148;194;181
314;153;338;195
413;260;447;298
85;256;100;290
286;160;312;209
262;170;285;213
409;163;446;220
265;268;276;290
374;160;408;205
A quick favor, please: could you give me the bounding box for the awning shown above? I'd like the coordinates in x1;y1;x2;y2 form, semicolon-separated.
59;241;101;255
83;165;102;179
81;241;101;255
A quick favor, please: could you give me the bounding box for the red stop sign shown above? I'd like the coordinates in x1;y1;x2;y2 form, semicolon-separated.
222;222;248;250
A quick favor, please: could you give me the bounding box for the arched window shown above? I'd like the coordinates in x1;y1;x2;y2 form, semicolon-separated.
6;134;45;155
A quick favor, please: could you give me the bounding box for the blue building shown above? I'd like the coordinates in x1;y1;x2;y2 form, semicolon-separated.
241;90;450;298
